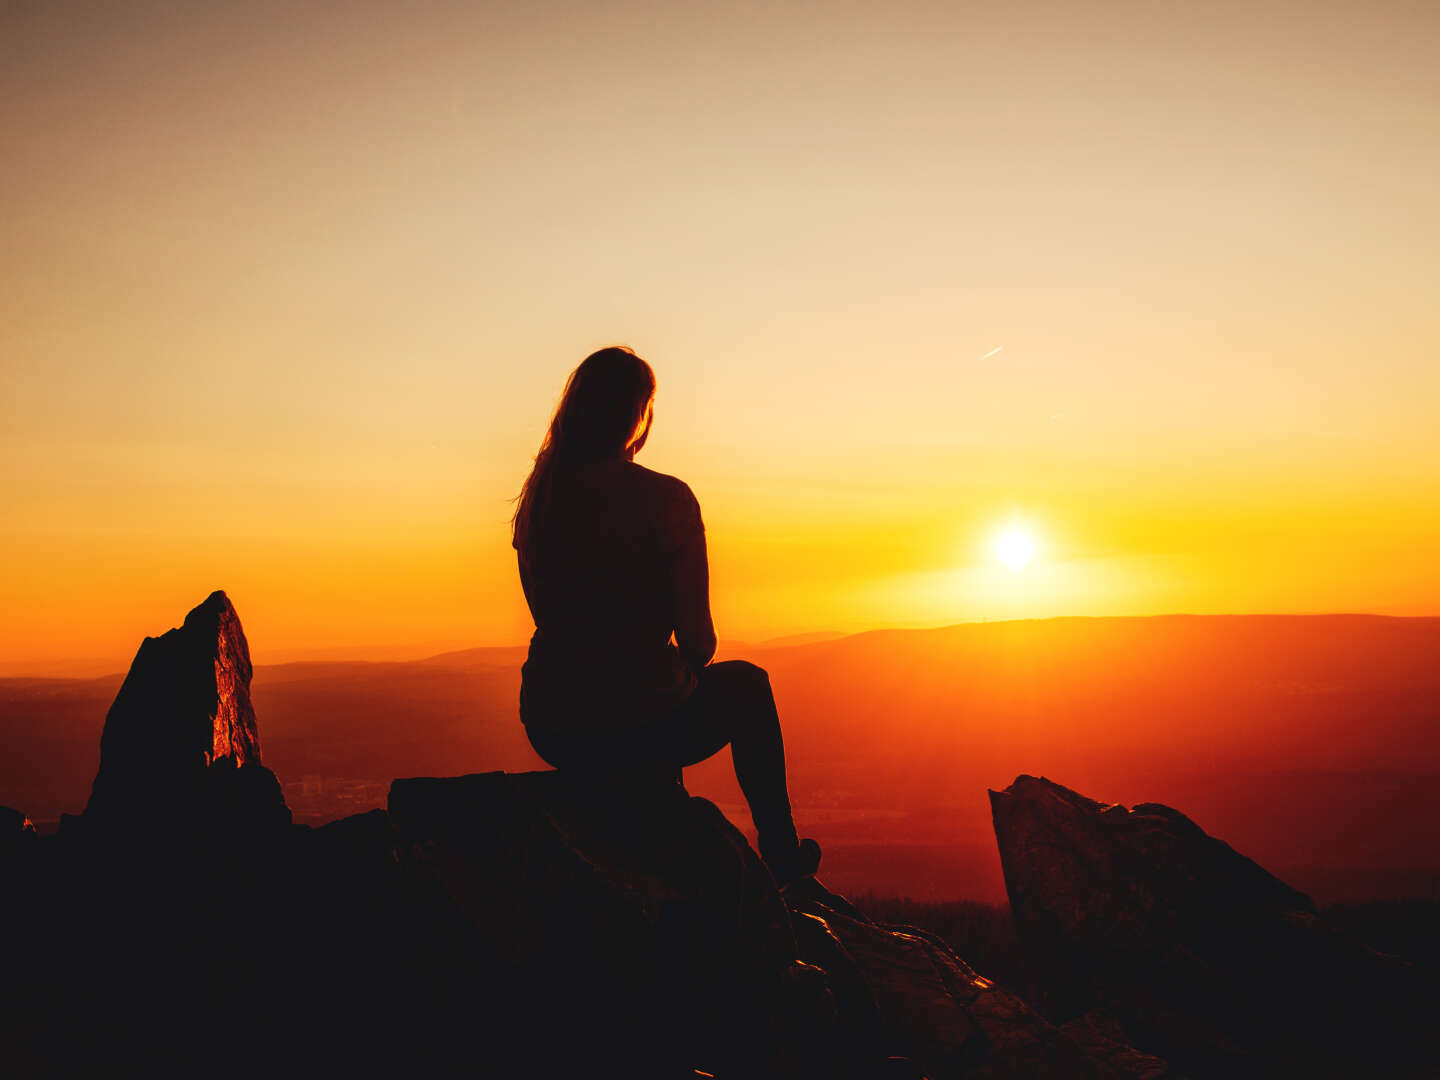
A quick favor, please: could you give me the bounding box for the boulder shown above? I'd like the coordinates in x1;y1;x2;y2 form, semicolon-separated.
390;770;1178;1079
1;804;36;865
990;774;1432;1077
388;769;824;1077
790;893;1180;1080
83;589;288;835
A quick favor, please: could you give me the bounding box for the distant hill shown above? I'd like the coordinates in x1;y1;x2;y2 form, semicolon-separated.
3;613;1438;903
753;631;849;649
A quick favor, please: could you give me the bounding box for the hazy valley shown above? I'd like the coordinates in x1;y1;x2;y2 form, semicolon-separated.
4;613;1437;903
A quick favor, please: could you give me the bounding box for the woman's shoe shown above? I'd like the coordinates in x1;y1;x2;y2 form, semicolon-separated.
766;836;822;887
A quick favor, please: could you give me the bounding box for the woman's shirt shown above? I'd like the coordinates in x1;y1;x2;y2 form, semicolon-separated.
516;458;714;734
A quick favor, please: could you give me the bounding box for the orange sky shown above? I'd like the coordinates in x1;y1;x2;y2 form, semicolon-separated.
3;0;1438;673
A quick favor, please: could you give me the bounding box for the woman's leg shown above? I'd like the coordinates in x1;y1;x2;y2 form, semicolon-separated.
664;660;804;872
525;660;816;880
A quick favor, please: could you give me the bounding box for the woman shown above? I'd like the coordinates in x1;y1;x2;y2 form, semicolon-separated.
513;345;821;887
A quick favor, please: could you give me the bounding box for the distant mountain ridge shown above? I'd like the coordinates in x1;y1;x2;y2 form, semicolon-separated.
3;613;1438;902
9;612;1436;680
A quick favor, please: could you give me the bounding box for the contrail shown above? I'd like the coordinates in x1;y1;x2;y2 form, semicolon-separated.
981;345;1003;360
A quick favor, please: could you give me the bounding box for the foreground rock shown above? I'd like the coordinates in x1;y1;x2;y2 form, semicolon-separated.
5;589;1427;1075
1;804;36;862
4;769;1174;1078
390;770;820;1076
2;592;1176;1078
392;770;1178;1079
81;589;288;837
990;774;1434;1078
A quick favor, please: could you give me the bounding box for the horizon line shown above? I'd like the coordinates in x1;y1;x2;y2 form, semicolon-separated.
5;609;1439;681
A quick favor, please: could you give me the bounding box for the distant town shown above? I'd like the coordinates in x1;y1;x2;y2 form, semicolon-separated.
283;775;389;825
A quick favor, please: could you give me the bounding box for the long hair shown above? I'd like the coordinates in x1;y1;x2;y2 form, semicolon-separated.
513;346;656;561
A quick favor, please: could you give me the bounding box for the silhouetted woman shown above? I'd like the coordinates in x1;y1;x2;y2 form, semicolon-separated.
513;345;821;887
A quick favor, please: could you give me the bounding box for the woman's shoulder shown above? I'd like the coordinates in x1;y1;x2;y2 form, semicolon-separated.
621;464;703;543
621;461;699;507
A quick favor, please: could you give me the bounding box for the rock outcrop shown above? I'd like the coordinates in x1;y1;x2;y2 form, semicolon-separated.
81;589;288;836
389;770;1179;1079
1;804;36;862
3;593;1183;1078
990;774;1433;1078
389;770;824;1076
788;893;1179;1080
11;593;1427;1076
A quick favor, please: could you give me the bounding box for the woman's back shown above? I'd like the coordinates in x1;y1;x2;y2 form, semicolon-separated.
513;346;823;890
517;458;709;733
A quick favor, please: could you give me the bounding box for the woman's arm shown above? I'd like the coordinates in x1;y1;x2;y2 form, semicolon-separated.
671;484;717;671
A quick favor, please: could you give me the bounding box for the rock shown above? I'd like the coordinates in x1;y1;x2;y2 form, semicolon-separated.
8;759;1187;1078
0;587;1196;1077
790;892;1183;1080
202;757;293;838
388;769;820;1077
83;590;287;835
990;774;1433;1077
1056;1014;1180;1080
1;804;36;864
390;770;1176;1079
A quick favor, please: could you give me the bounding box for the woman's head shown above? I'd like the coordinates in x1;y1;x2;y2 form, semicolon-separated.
513;346;656;557
548;346;656;463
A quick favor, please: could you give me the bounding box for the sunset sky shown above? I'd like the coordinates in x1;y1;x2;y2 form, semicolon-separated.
3;0;1437;673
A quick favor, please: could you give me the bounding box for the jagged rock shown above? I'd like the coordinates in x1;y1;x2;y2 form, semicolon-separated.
390;770;1176;1079
202;756;293;838
83;590;288;834
1056;1014;1178;1080
791;894;1182;1080
6;760;1182;1078
1;804;36;865
990;774;1433;1078
389;769;827;1077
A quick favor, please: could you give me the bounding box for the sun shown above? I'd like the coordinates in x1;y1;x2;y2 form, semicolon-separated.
993;526;1036;571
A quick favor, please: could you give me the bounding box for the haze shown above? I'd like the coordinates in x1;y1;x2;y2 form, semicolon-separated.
5;615;1437;902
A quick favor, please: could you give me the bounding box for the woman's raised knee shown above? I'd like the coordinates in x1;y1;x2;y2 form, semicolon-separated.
724;659;771;689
